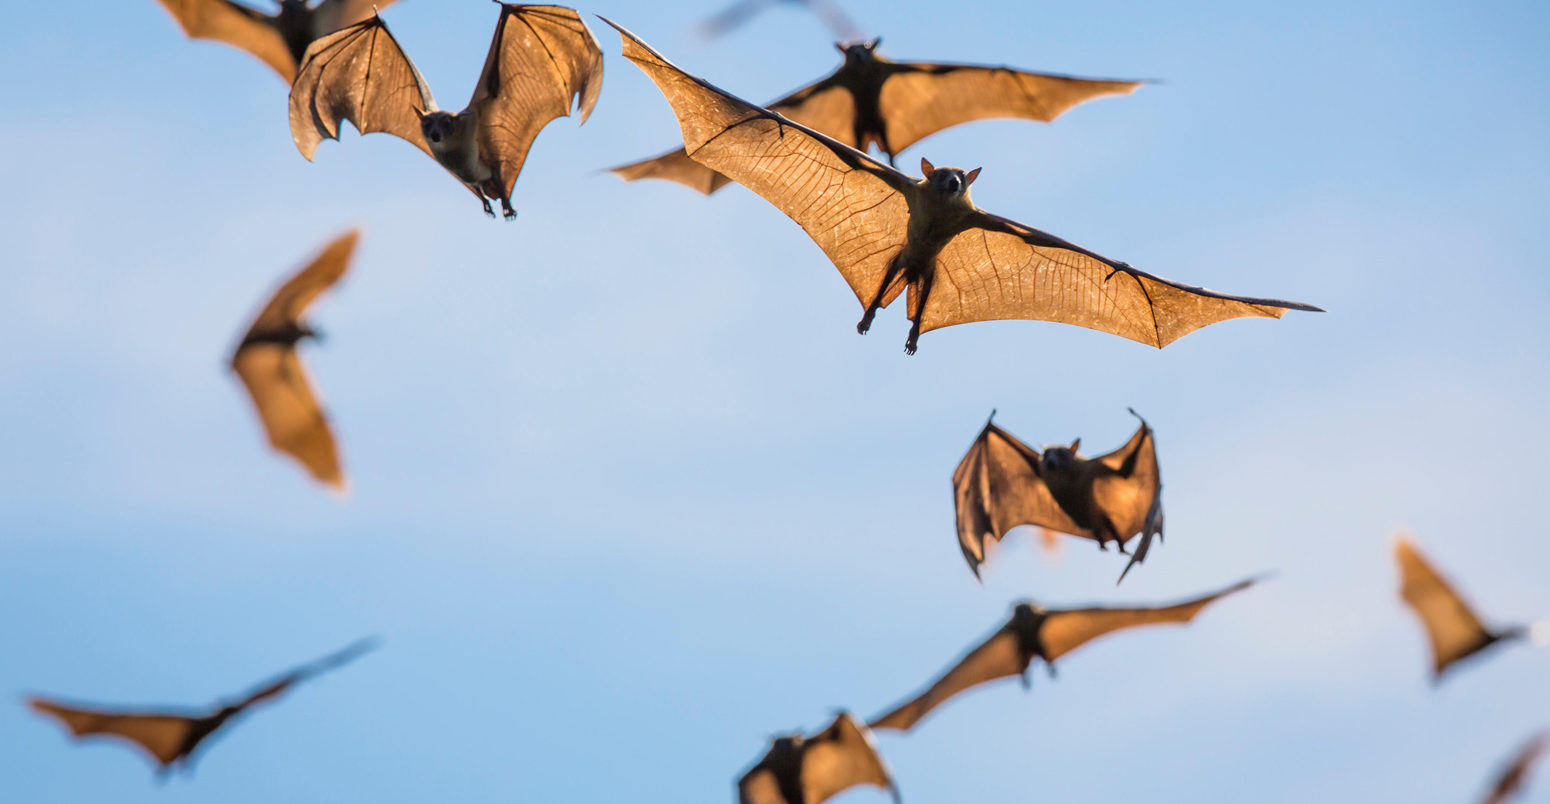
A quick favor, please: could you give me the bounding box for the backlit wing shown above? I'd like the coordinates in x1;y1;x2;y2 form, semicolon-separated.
232;346;344;491
953;420;1079;577
28;698;194;767
800;714;898;804
1395;537;1505;677
869;624;1026;732
1039;578;1254;662
153;0;294;80
289;15;435;161
238;231;356;340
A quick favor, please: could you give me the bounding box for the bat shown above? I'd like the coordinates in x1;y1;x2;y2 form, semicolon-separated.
695;0;860;42
955;408;1163;584
231;229;355;492
738;712;899;804
869;577;1255;732
152;0;399;82
604;21;1321;353
1394;535;1539;680
27;638;376;777
1481;731;1548;804
613;38;1140;191
289;4;603;220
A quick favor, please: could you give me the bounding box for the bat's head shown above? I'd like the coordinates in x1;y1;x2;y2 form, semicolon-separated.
835;38;881;64
416;109;458;147
920;159;982;200
1039;439;1080;474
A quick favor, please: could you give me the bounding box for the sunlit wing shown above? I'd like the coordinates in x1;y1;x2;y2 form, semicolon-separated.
953;421;1080;576
1394;537;1502;676
29;698;194;767
239;231;356;338
232;345;344;491
154;0;294;80
289;15;435;161
1039;578;1254;662
800;714;897;804
869;625;1024;731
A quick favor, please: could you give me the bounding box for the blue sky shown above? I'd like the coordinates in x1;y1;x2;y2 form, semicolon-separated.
1;0;1547;801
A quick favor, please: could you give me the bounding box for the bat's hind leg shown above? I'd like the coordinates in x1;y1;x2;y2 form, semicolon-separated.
904;270;935;355
465;182;496;219
858;260;904;335
499;196;517;221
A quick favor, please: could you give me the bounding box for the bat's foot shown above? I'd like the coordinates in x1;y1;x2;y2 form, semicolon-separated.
856;309;875;334
1114;540;1131;556
904;326;920;355
480;198;496;218
501;199;517;221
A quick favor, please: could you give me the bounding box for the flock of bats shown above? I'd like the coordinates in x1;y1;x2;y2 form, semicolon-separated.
19;1;1547;802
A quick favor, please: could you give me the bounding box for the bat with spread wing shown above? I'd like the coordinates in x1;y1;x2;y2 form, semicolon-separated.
738;712;899;804
614;38;1140;192
869;578;1255;732
955;409;1163;584
1394;535;1541;680
153;0;399;81
231;229;355;492
27;638;376;777
290;4;603;220
1481;731;1548;804
695;0;860;42
605;21;1320;353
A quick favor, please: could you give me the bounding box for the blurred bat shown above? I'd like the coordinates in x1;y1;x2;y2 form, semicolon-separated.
955;409;1163;584
605;21;1320;353
695;0;860;42
738;712;899;804
231;230;355;492
1481;731;1548;804
1394;535;1541;680
290;4;603;220
152;0;399;81
869;578;1255;732
27;638;376;777
614;38;1139;192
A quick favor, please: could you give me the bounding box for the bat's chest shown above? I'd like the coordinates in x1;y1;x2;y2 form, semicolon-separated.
901;198;975;272
1044;475;1097;527
428;123;492;185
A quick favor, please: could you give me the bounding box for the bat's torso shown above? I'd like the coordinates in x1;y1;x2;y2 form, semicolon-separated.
427;113;496;188
274;1;323;65
1042;461;1105;534
1008;604;1048;666
898;182;980;281
239;322;313;350
830;57;893;154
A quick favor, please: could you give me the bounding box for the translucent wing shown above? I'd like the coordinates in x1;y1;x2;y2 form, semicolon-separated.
1091;416;1163;582
289;15;435;161
800;714;898;804
1394;537;1506;677
238;231;356;340
231;346;344;491
1039;578;1254;662
953;420;1078;576
869;624;1026;731
28;698;195;767
153;0;294;80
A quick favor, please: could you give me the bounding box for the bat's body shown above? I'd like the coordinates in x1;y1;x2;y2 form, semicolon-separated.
27;639;375;776
290;5;603;220
605;22;1319;353
869;579;1255;731
1394;536;1532;680
153;0;397;81
1482;732;1548;804
738;713;898;804
614;40;1141;190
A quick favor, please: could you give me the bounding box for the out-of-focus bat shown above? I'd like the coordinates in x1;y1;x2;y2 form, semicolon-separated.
869;578;1255;732
1394;535;1539;680
27;638;376;777
152;0;399;81
614;38;1139;192
231;230;355;491
738;712;899;804
290;4;603;219
695;0;860;42
1481;731;1548;804
955;409;1163;584
605;21;1320;353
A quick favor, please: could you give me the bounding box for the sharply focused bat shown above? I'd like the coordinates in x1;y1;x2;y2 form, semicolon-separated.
289;4;603;219
153;0;399;81
869;578;1255;732
231;230;355;491
27;638;376;776
606;22;1320;353
1481;731;1548;804
738;712;899;804
695;0;860;42
955;409;1163;584
1394;536;1539;680
614;38;1139;192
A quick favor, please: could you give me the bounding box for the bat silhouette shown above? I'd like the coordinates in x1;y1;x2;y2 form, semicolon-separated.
289;4;603;220
1394;535;1541;680
231;229;355;491
869;578;1255;732
738;712;899;804
605;21;1320;353
1481;731;1548;804
955;409;1163;584
613;38;1139;192
152;0;399;81
27;638;376;777
695;0;860;42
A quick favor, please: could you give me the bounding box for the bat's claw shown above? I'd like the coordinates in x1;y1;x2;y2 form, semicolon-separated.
501;199;517;221
480;199;496;218
904;338;917;355
856;310;875;334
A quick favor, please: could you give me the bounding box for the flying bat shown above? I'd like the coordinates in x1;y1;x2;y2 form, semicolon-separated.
695;0;860;42
955;409;1163;584
1394;535;1543;680
1481;731;1548;804
605;21;1320;353
613;38;1140;192
152;0;399;81
869;578;1255;732
738;712;899;804
231;229;355;491
27;638;376;777
289;4;603;219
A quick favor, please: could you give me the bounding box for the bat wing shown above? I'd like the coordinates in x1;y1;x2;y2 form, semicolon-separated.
313;0;402;34
238;231;356;341
229;638;378;710
28;698;194;767
869;624;1026;731
232;346;343;491
878;62;1142;154
606;20;916;309
1039;577;1255;663
954;420;1079;576
289;15;435;162
1482;732;1548;804
923;212;1321;347
800;714;899;804
1092;415;1163;583
1394;537;1506;677
468;5;603;202
154;0;294;80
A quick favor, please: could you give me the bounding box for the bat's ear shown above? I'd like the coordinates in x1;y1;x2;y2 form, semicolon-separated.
965;167;982;186
868;37;881;50
411;106;428;120
920;157;935;177
834;42;847;54
1069;438;1081;452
